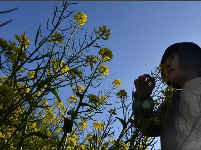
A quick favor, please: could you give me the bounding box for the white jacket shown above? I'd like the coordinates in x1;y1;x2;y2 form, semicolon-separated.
175;77;201;150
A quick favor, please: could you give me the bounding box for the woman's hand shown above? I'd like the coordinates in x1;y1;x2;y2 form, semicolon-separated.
134;74;155;97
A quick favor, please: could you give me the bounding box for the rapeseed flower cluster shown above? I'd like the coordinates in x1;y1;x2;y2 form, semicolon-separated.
116;89;127;99
78;120;88;130
14;33;30;49
68;68;83;79
133;144;148;150
98;48;113;62
100;95;107;104
27;71;35;79
60;60;70;76
112;79;122;87
95;25;111;40
98;64;109;77
0;80;62;149
68;95;78;103
0;35;28;64
118;139;129;150
50;59;69;77
92;121;105;131
0;76;8;83
158;64;168;84
47;31;64;44
108;108;117;115
86;94;107;107
85;55;98;68
87;94;99;107
77;145;86;150
73;85;85;93
66;134;79;149
41;97;48;105
74;11;87;26
161;85;177;108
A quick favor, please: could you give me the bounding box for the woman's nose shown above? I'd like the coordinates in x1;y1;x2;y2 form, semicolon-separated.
165;61;171;66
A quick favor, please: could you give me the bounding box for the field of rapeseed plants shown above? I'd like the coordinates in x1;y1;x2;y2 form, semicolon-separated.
0;1;177;150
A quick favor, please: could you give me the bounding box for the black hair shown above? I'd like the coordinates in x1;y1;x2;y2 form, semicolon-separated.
160;42;201;89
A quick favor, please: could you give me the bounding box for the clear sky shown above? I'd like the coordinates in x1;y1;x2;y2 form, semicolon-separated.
2;1;201;149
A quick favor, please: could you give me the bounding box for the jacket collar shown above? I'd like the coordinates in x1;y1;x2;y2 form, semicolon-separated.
180;77;201;98
183;77;201;90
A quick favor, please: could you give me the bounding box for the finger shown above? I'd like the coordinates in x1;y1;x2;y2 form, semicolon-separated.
147;78;155;87
138;76;146;81
134;79;144;85
141;74;154;82
143;74;153;81
134;79;140;85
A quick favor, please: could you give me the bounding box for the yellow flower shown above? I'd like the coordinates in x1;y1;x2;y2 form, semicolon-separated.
0;76;8;83
100;95;107;104
50;58;60;72
14;34;30;49
54;99;63;106
77;85;84;92
37;91;41;96
25;87;29;93
112;79;122;87
98;48;113;62
109;134;113;138
78;120;88;130
20;51;27;61
116;89;127;99
60;60;69;75
0;131;4;138
50;113;56;119
48;31;64;44
20;67;24;72
98;64;109;77
95;25;111;40
77;145;86;150
87;94;100;107
159;64;166;74
92;121;105;131
73;85;84;93
74;11;87;26
85;55;98;68
42;97;48;105
27;71;35;79
69;95;78;103
108;108;117;115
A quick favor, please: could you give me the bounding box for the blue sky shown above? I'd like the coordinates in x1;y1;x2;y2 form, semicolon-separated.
2;1;201;149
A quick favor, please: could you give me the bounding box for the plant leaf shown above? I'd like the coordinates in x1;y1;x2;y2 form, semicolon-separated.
0;7;18;14
50;88;61;102
116;117;127;129
35;25;41;46
0;20;12;27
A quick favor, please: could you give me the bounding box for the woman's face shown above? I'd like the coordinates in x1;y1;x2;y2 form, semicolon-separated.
164;53;198;88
